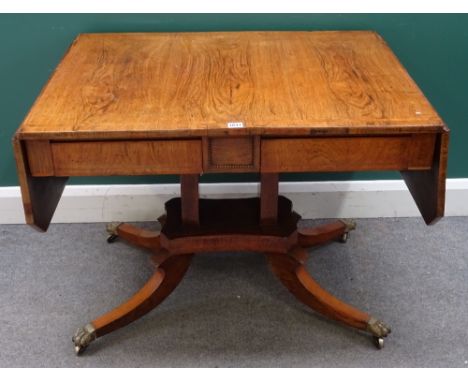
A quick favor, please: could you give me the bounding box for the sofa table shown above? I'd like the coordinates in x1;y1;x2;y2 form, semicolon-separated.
13;31;449;354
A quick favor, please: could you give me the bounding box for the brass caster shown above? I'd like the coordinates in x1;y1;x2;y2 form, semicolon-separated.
339;232;349;243
74;344;86;355
338;219;356;243
106;222;122;244
366;316;391;350
374;336;385;349
367;317;390;350
72;323;96;355
107;234;118;243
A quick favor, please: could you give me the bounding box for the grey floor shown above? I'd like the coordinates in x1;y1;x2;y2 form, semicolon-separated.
0;217;467;367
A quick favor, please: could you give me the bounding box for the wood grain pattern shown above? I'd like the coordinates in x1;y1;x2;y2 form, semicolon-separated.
261;135;435;173
49;139;202;176
17;31;444;141
160;233;297;255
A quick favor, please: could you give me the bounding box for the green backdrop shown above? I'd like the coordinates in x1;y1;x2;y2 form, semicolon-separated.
1;14;466;186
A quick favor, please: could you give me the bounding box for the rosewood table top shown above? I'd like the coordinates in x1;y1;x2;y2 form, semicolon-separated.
17;31;444;140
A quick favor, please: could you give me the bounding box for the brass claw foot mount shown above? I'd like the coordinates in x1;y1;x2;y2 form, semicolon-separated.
338;219;357;243
106;222;122;243
72;323;97;355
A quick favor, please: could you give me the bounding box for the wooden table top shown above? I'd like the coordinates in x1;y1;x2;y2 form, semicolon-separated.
17;31;444;140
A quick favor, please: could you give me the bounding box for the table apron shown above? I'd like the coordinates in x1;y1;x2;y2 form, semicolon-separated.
260;134;436;173
26;139;203;176
24;134;436;176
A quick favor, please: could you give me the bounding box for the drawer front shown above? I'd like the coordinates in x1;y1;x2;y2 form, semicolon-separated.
261;134;436;173
203;136;260;173
27;139;202;176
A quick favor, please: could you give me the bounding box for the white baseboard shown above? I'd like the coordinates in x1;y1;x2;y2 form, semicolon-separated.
1;179;467;224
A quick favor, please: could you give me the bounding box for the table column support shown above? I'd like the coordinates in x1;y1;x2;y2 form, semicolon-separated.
180;174;200;226
260;172;279;225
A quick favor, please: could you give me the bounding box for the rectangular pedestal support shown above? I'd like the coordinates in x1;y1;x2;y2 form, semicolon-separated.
260;173;279;225
180;174;199;227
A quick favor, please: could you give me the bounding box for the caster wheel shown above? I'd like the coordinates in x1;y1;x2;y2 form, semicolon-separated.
74;344;86;355
107;234;118;243
374;337;384;349
339;232;349;243
106;222;122;243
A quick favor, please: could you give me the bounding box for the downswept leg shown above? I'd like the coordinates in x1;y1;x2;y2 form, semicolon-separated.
266;246;390;348
72;253;192;354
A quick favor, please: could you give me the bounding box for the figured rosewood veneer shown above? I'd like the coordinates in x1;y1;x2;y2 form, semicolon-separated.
261;134;437;172
13;31;448;353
